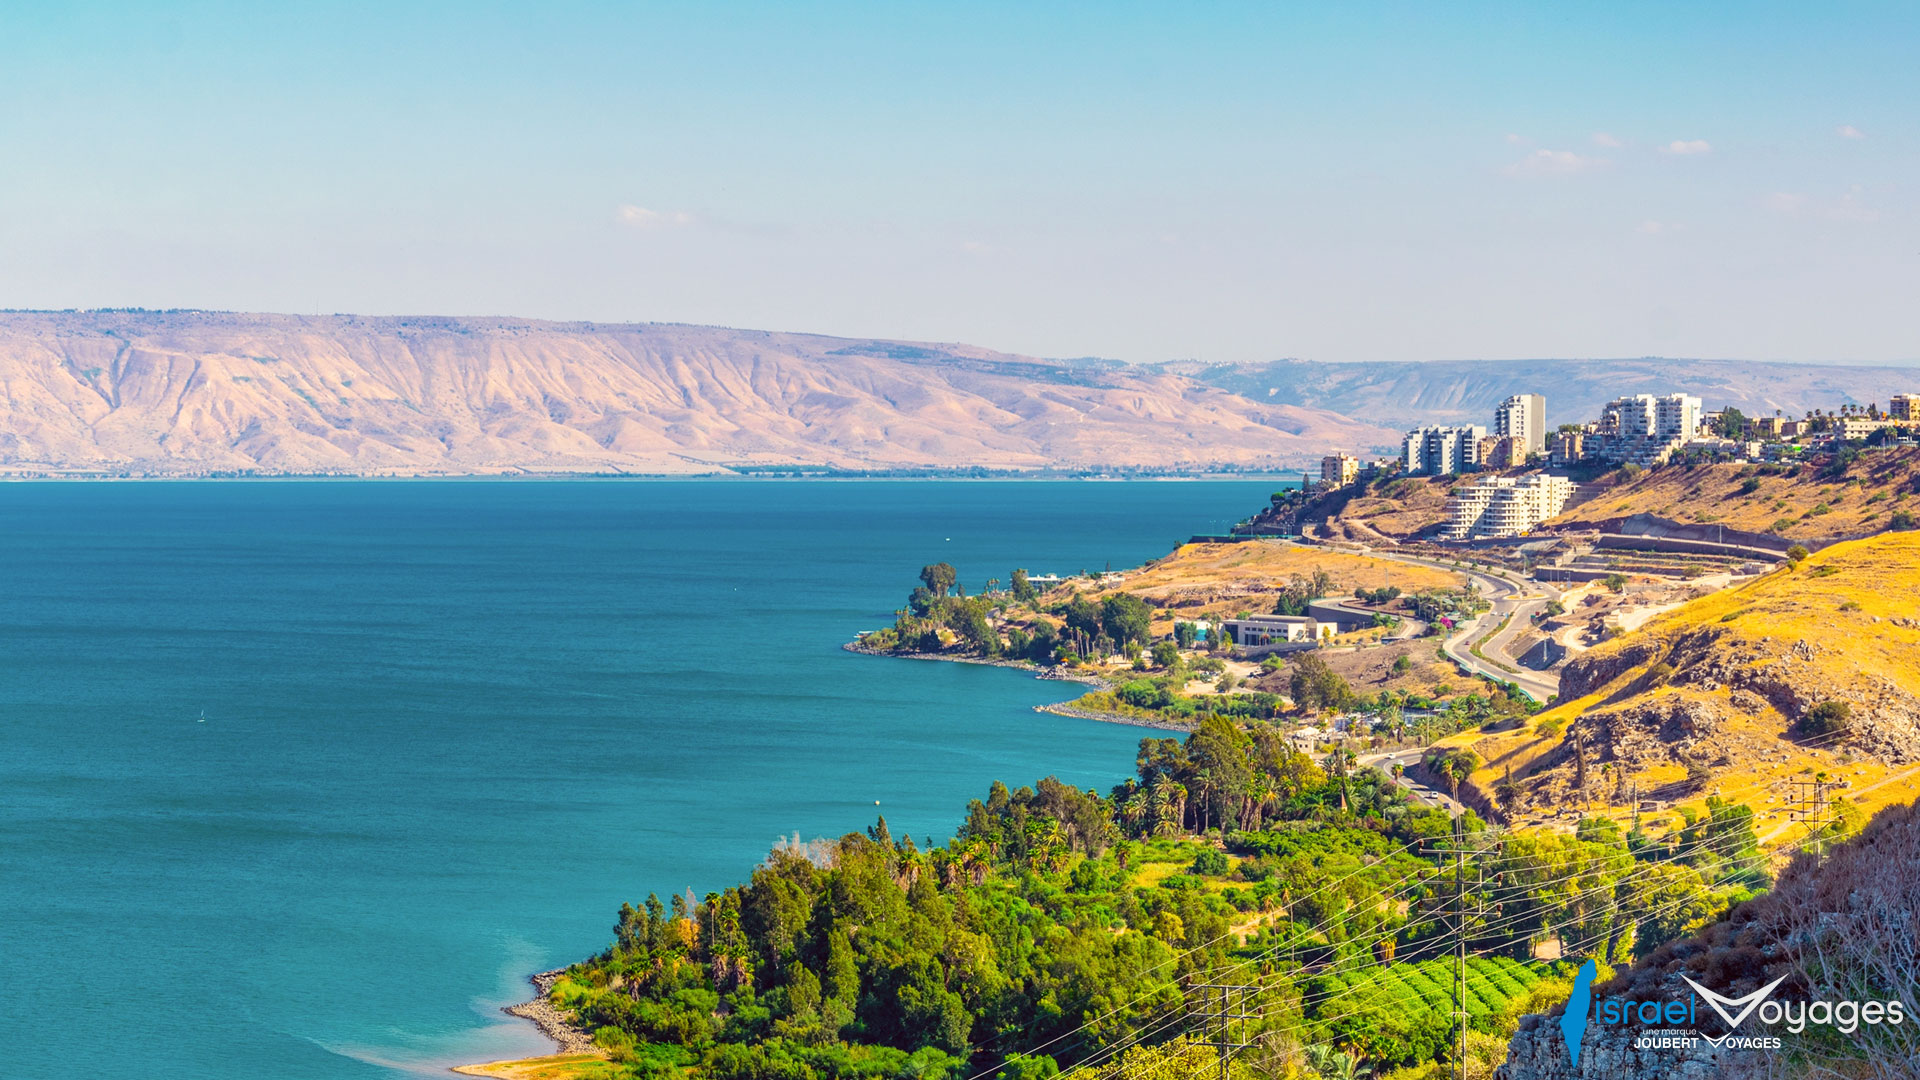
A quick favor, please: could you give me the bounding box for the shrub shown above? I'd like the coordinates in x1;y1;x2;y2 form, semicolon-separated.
1803;700;1852;737
1189;849;1230;876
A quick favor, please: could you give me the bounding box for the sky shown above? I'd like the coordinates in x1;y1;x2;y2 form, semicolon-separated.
0;1;1914;365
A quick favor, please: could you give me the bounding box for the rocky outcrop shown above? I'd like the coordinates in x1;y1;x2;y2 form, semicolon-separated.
504;969;600;1055
1496;1011;1750;1080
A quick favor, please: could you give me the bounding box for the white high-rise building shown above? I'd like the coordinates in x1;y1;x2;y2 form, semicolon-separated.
1400;425;1487;475
1443;473;1575;539
1493;393;1547;456
1592;394;1702;465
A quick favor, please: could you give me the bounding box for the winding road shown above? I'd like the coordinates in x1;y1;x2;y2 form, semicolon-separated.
1347;546;1564;703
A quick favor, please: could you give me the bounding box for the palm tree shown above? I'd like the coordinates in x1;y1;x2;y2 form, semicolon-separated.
1306;1044;1371;1080
1121;792;1148;837
1244;774;1276;830
1168;782;1189;833
1438;750;1481;799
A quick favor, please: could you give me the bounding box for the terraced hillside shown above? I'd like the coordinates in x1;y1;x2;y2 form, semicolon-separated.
1437;530;1920;840
1542;447;1920;543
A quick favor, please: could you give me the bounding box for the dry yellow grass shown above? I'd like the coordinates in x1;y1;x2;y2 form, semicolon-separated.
1438;530;1920;841
1091;541;1461;599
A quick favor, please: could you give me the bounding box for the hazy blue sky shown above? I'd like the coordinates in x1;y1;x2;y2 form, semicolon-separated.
1;2;1913;364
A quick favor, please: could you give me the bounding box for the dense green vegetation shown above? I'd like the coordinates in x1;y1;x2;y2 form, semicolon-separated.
1305;957;1551;1067
855;563;1526;739
546;711;1757;1079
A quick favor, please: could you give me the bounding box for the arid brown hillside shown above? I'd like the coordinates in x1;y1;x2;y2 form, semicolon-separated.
1543;448;1920;543
1442;530;1920;838
1079;540;1464;626
0;311;1394;476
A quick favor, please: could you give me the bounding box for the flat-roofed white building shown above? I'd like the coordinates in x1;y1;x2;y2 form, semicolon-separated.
1221;614;1332;650
1400;425;1486;475
1442;473;1575;540
1494;393;1546;455
1591;394;1702;466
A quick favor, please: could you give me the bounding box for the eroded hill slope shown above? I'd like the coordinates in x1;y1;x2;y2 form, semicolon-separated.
0;311;1392;475
1444;530;1920;837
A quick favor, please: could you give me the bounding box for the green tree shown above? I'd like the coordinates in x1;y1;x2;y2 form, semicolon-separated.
996;1053;1060;1080
1010;568;1037;602
1100;593;1153;647
919;562;958;598
946;599;1001;655
1062;594;1102;638
1288;652;1353;715
1430;748;1481;798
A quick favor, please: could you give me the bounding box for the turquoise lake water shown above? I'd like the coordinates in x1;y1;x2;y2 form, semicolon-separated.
0;479;1276;1078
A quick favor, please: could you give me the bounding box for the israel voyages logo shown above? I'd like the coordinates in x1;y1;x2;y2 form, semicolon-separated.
1558;955;1909;1064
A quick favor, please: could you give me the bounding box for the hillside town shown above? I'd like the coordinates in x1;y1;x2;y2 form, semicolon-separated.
1299;391;1920;543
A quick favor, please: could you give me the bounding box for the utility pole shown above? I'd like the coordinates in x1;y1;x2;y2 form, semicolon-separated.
1790;775;1835;857
1192;982;1256;1080
1429;818;1476;1080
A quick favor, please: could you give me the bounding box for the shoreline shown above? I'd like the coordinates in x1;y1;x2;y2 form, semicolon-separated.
504;969;599;1055
841;641;1112;688
843;642;1198;731
1035;701;1193;732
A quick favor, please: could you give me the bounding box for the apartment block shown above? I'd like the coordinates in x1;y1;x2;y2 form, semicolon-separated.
1493;393;1547;455
1590;394;1702;466
1442;473;1575;540
1400;425;1486;475
1549;430;1585;467
1320;453;1360;488
1835;416;1889;441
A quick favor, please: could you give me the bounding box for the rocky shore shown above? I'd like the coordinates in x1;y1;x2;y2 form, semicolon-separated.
503;969;599;1055
1036;701;1192;731
841;641;1112;688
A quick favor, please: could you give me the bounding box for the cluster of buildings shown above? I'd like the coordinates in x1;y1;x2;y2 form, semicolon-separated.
1399;393;1546;476
1300;388;1920;544
1553;392;1920;468
1544;393;1704;468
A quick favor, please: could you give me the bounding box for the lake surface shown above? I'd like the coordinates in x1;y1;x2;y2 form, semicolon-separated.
0;479;1275;1079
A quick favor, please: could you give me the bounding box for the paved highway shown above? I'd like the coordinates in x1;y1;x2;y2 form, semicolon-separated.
1358;747;1465;815
1354;548;1564;703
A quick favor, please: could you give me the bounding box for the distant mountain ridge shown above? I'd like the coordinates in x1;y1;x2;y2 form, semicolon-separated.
1;311;1914;476
0;311;1383;476
1165;356;1920;431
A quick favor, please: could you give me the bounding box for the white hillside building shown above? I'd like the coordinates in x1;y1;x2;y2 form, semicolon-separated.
1443;473;1574;540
